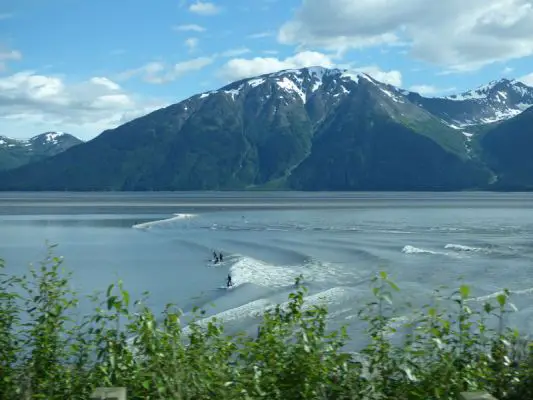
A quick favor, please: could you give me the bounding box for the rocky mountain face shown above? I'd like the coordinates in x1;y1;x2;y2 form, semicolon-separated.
0;68;530;191
0;132;83;171
478;106;533;190
406;79;533;129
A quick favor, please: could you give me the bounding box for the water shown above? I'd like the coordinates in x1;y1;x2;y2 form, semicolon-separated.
2;192;533;349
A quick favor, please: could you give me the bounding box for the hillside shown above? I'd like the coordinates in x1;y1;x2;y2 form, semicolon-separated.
0;68;530;191
0;132;83;171
406;79;533;128
477;106;533;190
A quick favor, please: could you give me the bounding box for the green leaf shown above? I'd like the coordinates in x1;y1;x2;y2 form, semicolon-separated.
107;295;117;310
106;283;114;298
122;290;130;308
386;280;400;291
496;293;507;307
459;285;470;299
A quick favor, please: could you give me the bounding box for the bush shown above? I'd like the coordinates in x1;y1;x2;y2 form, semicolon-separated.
0;247;532;399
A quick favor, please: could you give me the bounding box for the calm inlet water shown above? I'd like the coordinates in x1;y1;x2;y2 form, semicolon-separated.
1;192;533;349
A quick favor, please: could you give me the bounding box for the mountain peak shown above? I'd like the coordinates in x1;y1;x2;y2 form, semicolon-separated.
446;78;531;102
0;131;83;171
30;131;70;144
201;66;380;107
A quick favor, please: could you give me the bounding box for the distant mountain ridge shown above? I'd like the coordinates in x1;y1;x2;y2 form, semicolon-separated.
0;67;531;191
0;132;83;171
406;78;533;129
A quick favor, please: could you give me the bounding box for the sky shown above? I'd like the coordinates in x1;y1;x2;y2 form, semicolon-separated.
1;0;533;140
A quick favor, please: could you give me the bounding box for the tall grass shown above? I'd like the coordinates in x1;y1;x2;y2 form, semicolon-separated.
0;246;532;399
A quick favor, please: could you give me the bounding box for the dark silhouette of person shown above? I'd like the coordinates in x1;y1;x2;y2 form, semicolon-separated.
226;274;233;287
219;252;223;262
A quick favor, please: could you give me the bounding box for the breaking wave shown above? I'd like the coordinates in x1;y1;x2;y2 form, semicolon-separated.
186;286;361;332
401;245;443;255
445;243;484;252
132;213;197;230
228;255;360;289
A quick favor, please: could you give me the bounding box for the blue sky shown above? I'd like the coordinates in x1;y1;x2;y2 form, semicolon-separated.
1;0;533;139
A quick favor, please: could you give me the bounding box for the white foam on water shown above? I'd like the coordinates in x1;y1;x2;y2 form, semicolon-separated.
402;245;441;255
229;256;304;288
184;298;273;333
132;213;197;230
468;287;533;303
186;286;359;332
228;255;355;288
444;243;485;252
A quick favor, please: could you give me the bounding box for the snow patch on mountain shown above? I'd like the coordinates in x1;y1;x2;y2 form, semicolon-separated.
446;79;533;103
0;132;81;152
276;77;306;103
248;78;265;88
223;84;244;100
272;69;302;77
380;88;405;104
44;132;65;144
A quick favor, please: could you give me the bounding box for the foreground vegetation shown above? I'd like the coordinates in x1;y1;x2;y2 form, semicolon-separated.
1;247;533;399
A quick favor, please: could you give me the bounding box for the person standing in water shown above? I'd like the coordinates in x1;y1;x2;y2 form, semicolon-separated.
226;274;233;287
219;252;223;262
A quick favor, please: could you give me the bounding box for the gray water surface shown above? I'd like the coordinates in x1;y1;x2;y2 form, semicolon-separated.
2;192;533;348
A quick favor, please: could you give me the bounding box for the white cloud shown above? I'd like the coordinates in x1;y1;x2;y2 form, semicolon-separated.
174;57;214;76
408;84;456;96
0;71;166;140
279;0;533;71
116;62;166;84
221;47;251;57
116;56;214;84
218;52;402;86
352;65;402;87
519;73;533;87
0;49;22;71
189;1;221;16
173;24;206;32
184;37;199;51
502;66;514;75
248;31;274;39
90;77;121;91
218;51;334;81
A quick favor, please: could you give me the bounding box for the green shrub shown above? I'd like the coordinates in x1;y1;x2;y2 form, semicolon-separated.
0;246;532;399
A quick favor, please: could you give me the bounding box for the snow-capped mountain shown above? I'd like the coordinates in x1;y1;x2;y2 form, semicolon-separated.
0;66;487;191
192;66;436;132
0;66;531;191
198;67;533;130
0;131;83;171
202;66;395;106
406;78;533;128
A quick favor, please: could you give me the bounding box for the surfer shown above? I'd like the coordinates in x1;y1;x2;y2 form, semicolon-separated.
226;274;233;288
219;252;223;262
